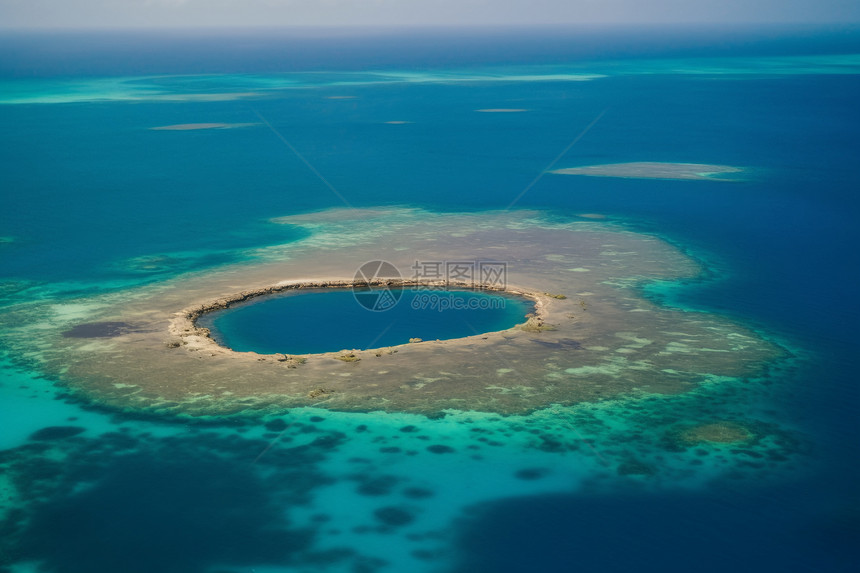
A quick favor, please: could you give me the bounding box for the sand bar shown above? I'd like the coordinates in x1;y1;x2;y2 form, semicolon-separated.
551;162;745;181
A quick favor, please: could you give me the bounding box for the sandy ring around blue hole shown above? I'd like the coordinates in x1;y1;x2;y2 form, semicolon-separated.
177;279;546;358
25;208;786;416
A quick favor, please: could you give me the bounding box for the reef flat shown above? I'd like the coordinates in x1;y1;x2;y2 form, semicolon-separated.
0;208;783;417
551;162;745;181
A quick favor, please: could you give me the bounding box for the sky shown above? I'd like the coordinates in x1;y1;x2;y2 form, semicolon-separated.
1;0;859;29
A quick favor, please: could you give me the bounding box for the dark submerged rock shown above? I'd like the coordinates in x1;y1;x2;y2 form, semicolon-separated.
427;444;455;454
373;506;415;527
28;426;86;441
62;321;136;338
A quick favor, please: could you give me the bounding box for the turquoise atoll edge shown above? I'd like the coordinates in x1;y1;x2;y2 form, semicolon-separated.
199;288;535;354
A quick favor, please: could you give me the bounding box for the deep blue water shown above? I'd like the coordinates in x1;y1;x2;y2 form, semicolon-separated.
1;26;859;573
202;288;533;354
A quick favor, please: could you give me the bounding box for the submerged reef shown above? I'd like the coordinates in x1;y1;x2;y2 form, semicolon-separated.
0;423;352;573
659;418;797;455
677;421;753;444
0;208;785;416
551;162;745;181
0;397;809;573
61;322;140;339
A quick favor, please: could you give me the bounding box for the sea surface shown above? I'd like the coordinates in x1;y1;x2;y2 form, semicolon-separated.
1;26;859;573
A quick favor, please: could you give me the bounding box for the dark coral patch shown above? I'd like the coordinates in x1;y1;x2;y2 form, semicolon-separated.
514;468;550;481
28;426;86;441
356;475;400;496
15;453;313;573
374;506;415;527
617;460;656;476
529;338;583;349
264;418;288;432
62;322;137;338
402;487;435;499
427;445;455;454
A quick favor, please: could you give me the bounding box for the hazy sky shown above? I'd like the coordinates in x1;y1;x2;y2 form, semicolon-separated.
1;0;858;29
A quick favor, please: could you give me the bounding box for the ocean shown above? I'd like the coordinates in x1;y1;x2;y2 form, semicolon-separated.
0;26;858;573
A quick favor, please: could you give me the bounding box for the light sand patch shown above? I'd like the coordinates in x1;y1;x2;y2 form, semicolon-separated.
551;162;745;181
384;121;413;124
50;303;107;322
476;108;528;113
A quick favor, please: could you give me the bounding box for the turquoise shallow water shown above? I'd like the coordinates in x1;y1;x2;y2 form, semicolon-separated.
0;27;859;573
201;288;534;354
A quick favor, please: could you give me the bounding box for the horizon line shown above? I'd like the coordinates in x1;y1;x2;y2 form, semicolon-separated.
2;21;860;34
